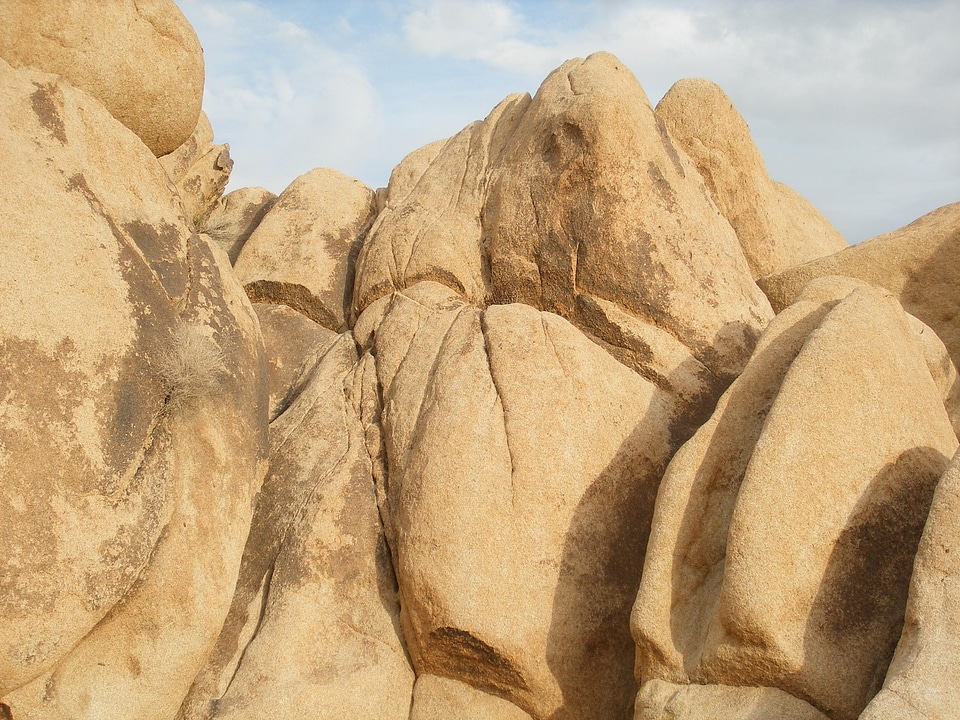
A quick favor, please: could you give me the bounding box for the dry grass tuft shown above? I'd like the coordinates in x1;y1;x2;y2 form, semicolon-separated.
157;322;226;411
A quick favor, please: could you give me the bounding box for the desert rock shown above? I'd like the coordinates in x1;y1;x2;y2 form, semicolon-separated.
235;168;377;331
203;187;278;264
0;0;204;156
655;78;846;278
758;202;960;370
860;445;960;720
632;281;958;719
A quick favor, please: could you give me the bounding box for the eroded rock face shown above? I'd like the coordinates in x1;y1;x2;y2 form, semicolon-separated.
0;0;204;156
160;112;234;229
361;281;675;719
0;57;267;719
635;679;829;720
758;202;960;371
235;168;377;332
632;279;958;720
860;445;960;720
203;187;278;264
655;78;847;279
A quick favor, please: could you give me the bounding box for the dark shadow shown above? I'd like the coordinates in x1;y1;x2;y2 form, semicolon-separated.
797;445;948;718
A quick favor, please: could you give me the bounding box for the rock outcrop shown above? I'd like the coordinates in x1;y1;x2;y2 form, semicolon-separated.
3;4;959;719
0;0;204;156
0;55;266;720
655;78;847;278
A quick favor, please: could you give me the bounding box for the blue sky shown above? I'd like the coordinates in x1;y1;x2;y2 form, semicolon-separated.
177;0;960;244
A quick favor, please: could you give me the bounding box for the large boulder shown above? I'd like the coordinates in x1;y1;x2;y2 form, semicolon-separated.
202;187;278;264
632;279;958;719
364;281;676;719
178;339;412;720
410;675;533;720
483;53;773;383
0;57;266;718
635;679;829;720
0;0;204;156
235;168;378;332
860;446;960;720
757;202;960;370
655;78;846;279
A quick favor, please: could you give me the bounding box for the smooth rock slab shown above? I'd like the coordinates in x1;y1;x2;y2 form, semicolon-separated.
0;0;204;156
632;281;958;720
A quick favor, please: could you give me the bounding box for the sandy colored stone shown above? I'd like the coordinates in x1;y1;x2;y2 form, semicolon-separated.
383;137;447;207
235;168;377;331
0;0;203;156
632;282;958;720
353;94;530;314
483;53;772;382
207;357;413;720
0;57;187;693
860;445;960;720
160;112;233;229
634;679;829;720
411;675;532;720
367;280;676;719
203;187;278;264
253;303;339;422
4;236;268;720
758;202;960;370
655;78;846;278
177;335;411;719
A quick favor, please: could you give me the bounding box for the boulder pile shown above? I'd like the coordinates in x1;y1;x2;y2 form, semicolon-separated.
2;3;958;719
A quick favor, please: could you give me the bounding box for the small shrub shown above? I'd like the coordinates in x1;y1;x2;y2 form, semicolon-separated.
157;322;226;410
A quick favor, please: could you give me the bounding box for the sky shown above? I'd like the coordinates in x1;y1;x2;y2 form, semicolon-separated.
176;0;960;244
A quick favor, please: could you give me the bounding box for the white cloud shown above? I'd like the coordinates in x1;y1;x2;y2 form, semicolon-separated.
402;0;558;73
178;0;381;194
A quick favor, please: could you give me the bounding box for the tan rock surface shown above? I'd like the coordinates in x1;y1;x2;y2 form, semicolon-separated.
632;281;958;719
635;679;829;720
178;334;411;719
352;93;530;314
0;0;204;156
411;675;532;720
208;357;413;720
0;57;186;692
655;78;846;279
4;236;269;720
235;168;377;331
253;303;339;422
758;202;960;369
367;281;675;719
483;52;772;382
203;187;278;264
860;445;960;720
160;112;233;229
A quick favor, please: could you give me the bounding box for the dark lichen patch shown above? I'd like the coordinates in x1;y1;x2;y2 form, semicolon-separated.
123;220;189;300
428;626;528;697
31;81;67;144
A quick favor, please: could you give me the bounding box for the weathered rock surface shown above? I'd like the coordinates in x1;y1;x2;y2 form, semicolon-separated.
655;78;846;278
758;202;960;370
252;303;339;422
203;187;278;264
483;53;772;383
160;112;234;229
235;168;377;331
364;280;675;719
632;279;958;719
860;445;960;720
0;56;267;718
411;675;533;720
0;0;204;156
635;679;830;720
177;337;411;720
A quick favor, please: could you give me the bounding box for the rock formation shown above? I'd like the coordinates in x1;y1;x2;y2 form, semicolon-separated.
2;3;959;720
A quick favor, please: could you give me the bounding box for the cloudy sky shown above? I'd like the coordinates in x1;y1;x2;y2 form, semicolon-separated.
177;0;959;244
